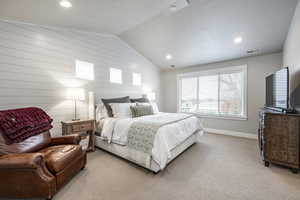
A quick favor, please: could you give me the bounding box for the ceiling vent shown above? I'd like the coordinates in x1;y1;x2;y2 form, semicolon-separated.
169;0;191;13
247;49;259;54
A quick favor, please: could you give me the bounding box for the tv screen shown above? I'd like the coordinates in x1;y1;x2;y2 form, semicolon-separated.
265;68;289;109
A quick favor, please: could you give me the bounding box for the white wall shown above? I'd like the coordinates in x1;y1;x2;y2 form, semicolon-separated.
284;1;300;92
0;20;160;136
161;53;282;134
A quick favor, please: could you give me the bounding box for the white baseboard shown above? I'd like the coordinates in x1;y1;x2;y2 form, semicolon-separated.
204;128;257;140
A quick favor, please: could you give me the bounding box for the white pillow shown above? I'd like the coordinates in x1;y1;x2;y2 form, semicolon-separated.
137;102;159;114
109;103;136;118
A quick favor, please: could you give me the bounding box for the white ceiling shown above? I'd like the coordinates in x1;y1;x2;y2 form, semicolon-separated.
121;0;299;69
0;0;298;69
0;0;174;35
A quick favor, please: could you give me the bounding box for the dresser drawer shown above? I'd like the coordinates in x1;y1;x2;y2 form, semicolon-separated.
72;123;92;132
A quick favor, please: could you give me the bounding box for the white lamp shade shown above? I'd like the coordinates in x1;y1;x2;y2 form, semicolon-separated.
147;92;156;101
143;86;152;94
67;88;85;101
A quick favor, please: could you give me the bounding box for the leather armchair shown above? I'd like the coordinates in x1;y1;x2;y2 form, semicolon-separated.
0;132;87;200
50;134;81;146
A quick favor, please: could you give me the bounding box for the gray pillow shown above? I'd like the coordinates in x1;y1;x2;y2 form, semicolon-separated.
101;96;130;117
130;105;153;118
130;97;150;103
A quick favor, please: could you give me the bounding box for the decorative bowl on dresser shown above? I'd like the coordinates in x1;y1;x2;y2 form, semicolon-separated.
61;119;96;152
259;109;300;173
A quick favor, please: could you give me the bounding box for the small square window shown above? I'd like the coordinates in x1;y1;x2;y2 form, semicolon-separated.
75;60;94;80
110;68;122;84
132;73;141;86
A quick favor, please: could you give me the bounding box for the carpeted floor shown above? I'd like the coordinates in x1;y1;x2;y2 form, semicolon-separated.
5;133;300;200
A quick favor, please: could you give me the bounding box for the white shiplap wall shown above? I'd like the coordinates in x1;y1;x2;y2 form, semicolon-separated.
0;20;161;136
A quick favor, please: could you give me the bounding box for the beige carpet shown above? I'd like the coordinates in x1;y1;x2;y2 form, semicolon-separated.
5;133;300;200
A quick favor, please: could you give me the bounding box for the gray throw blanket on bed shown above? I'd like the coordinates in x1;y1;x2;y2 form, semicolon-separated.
127;113;195;154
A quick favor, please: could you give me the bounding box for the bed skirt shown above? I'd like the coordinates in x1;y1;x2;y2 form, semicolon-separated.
95;131;201;173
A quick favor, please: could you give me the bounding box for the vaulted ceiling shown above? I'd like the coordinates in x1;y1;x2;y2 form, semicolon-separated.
0;0;174;35
0;0;298;69
121;0;299;69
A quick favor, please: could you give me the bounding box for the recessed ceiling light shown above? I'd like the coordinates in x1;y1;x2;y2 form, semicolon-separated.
234;36;243;44
60;0;72;8
166;54;173;60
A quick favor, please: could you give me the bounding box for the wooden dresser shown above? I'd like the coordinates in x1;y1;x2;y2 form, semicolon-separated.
259;110;300;173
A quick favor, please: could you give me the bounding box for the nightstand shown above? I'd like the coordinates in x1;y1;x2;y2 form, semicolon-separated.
61;119;96;152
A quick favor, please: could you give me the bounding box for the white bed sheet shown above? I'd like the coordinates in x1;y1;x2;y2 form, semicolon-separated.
100;112;203;169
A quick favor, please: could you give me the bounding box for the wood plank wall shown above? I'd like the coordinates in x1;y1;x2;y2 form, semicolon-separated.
0;20;161;136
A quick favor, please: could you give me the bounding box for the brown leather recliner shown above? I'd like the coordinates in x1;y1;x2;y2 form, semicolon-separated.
0;131;87;200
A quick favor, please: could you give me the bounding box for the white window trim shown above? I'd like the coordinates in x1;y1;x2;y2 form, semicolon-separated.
177;65;248;120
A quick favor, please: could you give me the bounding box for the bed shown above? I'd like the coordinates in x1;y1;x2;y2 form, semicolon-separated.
94;99;203;173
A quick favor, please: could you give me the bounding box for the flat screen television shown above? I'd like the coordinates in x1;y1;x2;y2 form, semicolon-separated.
265;67;289;110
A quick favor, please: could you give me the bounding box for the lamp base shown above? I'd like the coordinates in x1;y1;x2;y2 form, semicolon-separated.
72;118;80;121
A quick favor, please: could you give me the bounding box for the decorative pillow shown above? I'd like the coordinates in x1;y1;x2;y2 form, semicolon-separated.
137;102;159;114
109;103;136;118
130;97;150;103
130;105;154;118
101;96;130;117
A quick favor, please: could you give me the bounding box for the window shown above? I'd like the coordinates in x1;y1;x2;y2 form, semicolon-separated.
75;60;94;80
110;68;122;84
180;77;198;113
132;73;141;86
178;65;247;119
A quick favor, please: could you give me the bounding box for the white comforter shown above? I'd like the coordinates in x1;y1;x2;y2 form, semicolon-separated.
100;112;203;169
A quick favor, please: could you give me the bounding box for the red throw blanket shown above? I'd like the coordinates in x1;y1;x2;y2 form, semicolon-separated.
0;107;53;144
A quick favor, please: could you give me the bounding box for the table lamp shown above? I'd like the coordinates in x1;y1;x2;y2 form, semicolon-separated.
67;88;85;121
